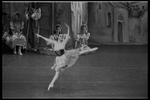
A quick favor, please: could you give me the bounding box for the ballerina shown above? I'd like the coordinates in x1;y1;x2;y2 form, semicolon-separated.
36;23;89;91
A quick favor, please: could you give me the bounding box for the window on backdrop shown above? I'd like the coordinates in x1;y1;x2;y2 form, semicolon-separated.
107;12;111;27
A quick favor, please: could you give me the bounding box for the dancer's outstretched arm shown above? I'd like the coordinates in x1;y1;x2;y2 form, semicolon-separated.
63;23;70;45
35;34;56;44
65;23;70;37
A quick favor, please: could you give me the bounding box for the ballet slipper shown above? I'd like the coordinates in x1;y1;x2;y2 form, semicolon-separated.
51;64;56;69
47;84;54;91
51;67;54;69
51;66;55;70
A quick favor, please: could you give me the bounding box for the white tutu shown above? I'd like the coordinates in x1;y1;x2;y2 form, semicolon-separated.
53;49;80;71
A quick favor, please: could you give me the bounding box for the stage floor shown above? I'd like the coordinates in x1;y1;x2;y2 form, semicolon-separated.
2;45;148;99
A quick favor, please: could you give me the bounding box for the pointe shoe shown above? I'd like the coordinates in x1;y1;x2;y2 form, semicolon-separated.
51;65;56;70
47;84;54;91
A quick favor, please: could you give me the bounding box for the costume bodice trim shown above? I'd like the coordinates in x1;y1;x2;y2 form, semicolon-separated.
55;49;65;56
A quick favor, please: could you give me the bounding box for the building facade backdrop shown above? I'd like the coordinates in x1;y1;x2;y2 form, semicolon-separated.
88;1;148;45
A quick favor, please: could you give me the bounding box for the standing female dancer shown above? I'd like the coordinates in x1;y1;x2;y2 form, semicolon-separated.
36;23;88;90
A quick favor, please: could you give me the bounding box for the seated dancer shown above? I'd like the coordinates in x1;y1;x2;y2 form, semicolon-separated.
9;12;27;55
75;24;98;54
35;23;90;90
75;24;91;50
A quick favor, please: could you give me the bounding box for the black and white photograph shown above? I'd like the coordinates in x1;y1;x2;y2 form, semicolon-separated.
2;1;148;99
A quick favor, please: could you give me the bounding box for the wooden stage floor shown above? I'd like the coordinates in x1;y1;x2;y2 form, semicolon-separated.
2;45;148;99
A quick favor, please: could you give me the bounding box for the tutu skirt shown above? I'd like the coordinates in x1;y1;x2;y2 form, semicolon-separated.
53;49;80;71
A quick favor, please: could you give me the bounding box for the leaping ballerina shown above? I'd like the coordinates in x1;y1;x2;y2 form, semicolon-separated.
35;23;97;90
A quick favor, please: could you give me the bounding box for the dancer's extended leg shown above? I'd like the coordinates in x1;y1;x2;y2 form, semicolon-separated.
47;70;60;91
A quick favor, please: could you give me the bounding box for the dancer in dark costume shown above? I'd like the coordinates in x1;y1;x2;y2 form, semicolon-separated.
25;3;41;51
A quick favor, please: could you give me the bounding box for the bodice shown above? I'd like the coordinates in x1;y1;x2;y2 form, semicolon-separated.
10;20;24;33
55;49;65;56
